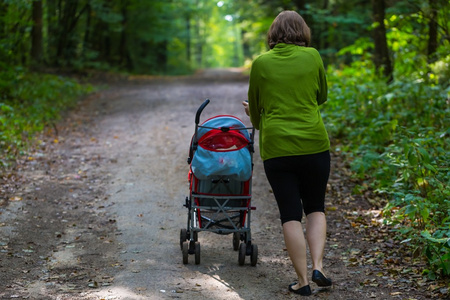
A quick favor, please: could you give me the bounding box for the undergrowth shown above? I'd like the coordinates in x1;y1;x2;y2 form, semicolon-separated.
324;53;450;279
0;67;93;168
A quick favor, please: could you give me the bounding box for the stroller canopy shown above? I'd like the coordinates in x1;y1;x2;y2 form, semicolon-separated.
191;115;252;181
196;116;250;141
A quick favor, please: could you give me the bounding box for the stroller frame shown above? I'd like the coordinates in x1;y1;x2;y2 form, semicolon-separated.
180;99;258;266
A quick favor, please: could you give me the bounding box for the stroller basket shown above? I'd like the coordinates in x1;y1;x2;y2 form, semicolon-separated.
193;194;251;232
180;99;258;266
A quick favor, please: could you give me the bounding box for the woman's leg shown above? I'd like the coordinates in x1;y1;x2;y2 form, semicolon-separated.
283;220;309;288
264;158;308;287
306;212;327;273
300;151;330;275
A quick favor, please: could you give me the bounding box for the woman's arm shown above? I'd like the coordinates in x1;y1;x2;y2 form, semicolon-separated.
316;53;328;106
248;61;261;129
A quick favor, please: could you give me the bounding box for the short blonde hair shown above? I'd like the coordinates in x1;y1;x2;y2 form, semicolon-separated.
267;11;311;49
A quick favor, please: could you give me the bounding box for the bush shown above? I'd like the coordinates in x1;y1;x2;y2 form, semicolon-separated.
324;56;450;278
0;69;93;168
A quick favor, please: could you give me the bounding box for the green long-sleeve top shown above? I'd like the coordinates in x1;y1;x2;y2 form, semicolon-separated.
248;43;330;161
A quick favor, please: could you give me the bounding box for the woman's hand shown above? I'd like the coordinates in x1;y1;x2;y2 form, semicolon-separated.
242;100;249;116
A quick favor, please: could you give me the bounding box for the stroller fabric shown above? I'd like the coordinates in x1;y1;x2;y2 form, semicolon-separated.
191;116;252;181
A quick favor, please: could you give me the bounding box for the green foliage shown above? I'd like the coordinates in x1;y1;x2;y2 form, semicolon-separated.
421;229;450;280
0;70;92;168
323;0;450;276
324;48;449;278
0;1;33;65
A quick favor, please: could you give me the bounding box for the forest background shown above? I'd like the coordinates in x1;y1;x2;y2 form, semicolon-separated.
0;0;449;283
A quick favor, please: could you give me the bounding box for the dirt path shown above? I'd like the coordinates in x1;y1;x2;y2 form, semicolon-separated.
0;70;430;299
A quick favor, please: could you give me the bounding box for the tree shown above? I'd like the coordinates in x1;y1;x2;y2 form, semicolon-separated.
427;0;438;62
372;0;393;82
0;2;8;39
118;0;132;70
31;0;43;66
2;0;449;76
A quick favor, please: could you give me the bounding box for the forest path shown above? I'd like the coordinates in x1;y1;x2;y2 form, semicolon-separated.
0;70;428;299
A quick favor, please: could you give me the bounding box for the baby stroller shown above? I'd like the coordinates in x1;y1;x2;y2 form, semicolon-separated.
180;99;258;266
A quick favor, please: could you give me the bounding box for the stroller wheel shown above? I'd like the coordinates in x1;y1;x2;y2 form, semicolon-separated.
182;241;189;264
180;229;188;250
233;232;240;251
250;244;258;266
238;243;246;266
194;242;201;265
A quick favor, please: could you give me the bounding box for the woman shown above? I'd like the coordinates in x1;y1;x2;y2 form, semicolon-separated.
243;10;332;296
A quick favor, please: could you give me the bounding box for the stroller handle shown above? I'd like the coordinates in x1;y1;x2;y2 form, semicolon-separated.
196;99;210;125
188;99;210;165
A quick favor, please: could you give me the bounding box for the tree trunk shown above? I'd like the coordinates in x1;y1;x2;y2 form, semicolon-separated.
186;15;191;65
427;0;438;62
293;0;320;47
372;0;393;82
82;2;91;58
293;0;306;12
156;41;168;73
320;0;330;57
55;1;88;64
31;0;43;66
0;2;8;40
92;19;108;62
56;0;78;61
195;19;203;67
242;29;251;60
293;0;310;24
119;0;130;69
46;0;57;64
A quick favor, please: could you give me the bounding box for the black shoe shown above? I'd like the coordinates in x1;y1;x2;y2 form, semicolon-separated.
312;270;332;287
288;283;312;296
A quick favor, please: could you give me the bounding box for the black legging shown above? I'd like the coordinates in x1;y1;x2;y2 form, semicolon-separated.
263;150;330;224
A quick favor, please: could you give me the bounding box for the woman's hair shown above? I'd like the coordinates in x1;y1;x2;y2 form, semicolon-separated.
267;11;311;49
